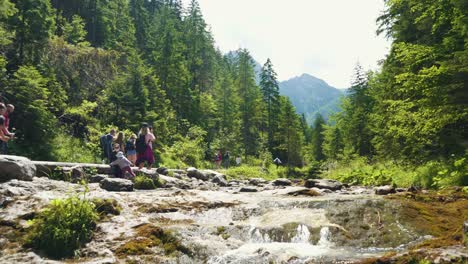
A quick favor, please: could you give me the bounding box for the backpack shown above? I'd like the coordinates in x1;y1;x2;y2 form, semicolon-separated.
126;139;136;151
135;134;147;153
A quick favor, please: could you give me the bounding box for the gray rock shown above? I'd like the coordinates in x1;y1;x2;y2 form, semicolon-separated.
89;174;109;183
272;178;292;186
212;174;228;186
187;167;209;181
156;167;169;175
375;185;396;195
249;178;268;186
0;155;36;182
71;166;85;183
304;179;343;191
228;181;240;187
240;187;258;192
99;178;134;192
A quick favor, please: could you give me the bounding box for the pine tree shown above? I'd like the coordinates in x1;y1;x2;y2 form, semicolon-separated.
310;114;325;161
236;49;262;158
259;58;280;151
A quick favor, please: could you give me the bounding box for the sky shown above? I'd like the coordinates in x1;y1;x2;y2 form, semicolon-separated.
181;0;391;88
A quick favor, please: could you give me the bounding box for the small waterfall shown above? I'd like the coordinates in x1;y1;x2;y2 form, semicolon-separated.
318;226;333;247
291;224;311;243
249;227;271;243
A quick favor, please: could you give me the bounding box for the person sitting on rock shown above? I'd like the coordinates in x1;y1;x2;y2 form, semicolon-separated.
110;151;135;179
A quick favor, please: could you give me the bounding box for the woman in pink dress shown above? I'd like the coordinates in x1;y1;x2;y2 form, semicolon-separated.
136;124;155;170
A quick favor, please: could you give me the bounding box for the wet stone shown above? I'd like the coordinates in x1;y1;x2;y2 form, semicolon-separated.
375;185;396;195
89;174;109;183
304;179;343;191
272;178;292;186
240;187;258;192
100;178;134;192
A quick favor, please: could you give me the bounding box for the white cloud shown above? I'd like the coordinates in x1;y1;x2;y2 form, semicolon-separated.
182;0;391;88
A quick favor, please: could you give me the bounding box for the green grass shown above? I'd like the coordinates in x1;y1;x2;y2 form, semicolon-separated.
25;194;98;259
322;156;468;189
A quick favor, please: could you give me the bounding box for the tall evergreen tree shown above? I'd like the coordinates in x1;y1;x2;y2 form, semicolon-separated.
259;58;280;151
310;114;326;161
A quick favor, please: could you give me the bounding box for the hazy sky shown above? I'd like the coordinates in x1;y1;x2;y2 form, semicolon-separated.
182;0;391;88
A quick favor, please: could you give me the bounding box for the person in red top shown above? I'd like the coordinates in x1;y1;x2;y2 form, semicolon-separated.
4;104;14;131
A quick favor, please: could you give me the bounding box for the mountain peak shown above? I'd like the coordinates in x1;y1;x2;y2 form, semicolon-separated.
279;74;344;124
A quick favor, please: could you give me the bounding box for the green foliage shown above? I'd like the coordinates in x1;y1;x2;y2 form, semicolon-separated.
162;126;207;168
324;155;468;189
63;15;88;46
51;132;99;163
134;175;156;190
5;66;56;160
26;193;98;259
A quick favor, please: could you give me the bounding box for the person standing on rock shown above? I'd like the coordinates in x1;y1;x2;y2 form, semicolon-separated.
215;150;222;169
0;116;12;154
223;151;230;169
126;134;137;165
100;129;116;163
135;124;155;170
115;131;126;153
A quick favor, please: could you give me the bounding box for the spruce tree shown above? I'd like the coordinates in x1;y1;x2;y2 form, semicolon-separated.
259;58;280;151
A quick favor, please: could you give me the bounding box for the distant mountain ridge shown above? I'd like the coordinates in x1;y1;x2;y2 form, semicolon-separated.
226;51;344;124
279;74;344;124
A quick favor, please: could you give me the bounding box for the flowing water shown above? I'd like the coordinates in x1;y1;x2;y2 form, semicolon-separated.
0;178;430;263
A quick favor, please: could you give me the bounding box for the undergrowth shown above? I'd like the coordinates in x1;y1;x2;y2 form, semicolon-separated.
25;188;98;259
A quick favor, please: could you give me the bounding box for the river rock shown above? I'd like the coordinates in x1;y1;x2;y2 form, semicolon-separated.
0;155;36;182
100;178;134;192
240;187;258;192
375;185;395;195
272;178;292;186
187;167;209;181
156;167;169;175
71;166;85;183
249;178;268;186
89;174;109;183
304;179;343;191
212;174;228;187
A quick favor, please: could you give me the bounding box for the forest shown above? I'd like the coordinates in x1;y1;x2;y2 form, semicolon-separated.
0;0;466;189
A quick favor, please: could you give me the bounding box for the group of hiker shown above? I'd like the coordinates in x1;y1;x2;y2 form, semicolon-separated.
100;123;155;178
0;103;15;155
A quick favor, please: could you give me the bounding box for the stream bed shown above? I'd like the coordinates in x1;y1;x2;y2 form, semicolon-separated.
0;177;466;263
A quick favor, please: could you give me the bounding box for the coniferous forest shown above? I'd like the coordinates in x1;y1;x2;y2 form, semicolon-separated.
0;0;467;188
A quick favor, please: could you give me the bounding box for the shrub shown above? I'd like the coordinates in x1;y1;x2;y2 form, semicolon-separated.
134;175;156;190
26;194;99;259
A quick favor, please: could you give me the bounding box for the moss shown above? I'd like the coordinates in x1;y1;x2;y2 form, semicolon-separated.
91;198;121;219
134;175;156;190
136;224;190;256
115;238;154;256
390;192;468;243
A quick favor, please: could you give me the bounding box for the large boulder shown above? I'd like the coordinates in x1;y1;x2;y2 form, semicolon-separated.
187;167;209;181
0;155;36;182
100;178;134;192
305;179;343;191
272;178;292;186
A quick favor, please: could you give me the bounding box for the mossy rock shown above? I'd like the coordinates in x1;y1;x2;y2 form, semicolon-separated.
92;198;122;218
